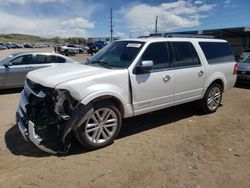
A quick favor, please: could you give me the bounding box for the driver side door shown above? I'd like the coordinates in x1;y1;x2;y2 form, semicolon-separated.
129;42;175;115
4;54;35;88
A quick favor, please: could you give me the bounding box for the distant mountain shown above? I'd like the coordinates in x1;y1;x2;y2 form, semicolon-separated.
0;33;48;43
0;34;86;44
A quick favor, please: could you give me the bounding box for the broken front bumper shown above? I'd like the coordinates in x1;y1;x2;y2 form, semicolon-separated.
16;90;70;154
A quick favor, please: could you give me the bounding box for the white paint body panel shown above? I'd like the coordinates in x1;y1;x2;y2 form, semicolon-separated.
26;37;236;118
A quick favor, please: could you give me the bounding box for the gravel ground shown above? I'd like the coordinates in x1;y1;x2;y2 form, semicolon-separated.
0;48;250;188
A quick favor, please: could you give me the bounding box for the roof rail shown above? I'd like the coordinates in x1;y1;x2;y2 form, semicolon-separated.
164;33;214;39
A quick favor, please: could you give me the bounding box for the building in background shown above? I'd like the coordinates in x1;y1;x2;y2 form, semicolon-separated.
87;37;120;43
150;26;250;60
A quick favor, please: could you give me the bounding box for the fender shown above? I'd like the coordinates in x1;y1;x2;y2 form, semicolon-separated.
80;90;128;106
203;72;226;95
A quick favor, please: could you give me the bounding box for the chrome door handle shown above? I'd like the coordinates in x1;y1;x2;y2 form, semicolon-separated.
163;75;171;82
198;70;204;76
26;66;32;69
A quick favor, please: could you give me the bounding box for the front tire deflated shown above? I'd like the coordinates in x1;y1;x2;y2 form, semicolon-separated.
70;102;122;150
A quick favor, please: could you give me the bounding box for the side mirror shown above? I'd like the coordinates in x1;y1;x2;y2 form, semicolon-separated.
4;62;12;68
135;60;153;74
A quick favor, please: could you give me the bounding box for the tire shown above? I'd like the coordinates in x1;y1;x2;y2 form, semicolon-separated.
198;83;222;113
75;102;122;150
64;50;69;56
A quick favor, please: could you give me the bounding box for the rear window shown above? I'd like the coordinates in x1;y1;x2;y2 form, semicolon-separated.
199;42;235;64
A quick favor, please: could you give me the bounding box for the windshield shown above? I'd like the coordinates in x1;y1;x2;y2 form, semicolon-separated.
0;55;14;65
241;55;250;64
87;41;145;68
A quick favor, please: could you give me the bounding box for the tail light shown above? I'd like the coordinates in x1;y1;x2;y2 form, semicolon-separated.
233;63;238;75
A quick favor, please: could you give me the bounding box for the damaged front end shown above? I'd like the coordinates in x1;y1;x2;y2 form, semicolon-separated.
16;79;78;154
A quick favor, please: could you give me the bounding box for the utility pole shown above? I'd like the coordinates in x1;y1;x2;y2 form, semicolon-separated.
155;16;158;34
110;8;113;42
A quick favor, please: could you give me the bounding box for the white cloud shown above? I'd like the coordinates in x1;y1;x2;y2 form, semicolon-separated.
115;32;126;38
33;0;66;3
2;0;27;5
120;1;216;34
1;0;67;5
194;0;204;5
0;12;94;37
61;18;95;29
224;0;236;8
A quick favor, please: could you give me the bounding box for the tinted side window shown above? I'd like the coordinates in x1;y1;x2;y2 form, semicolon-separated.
55;56;66;63
172;42;200;67
36;55;47;64
142;42;170;70
11;55;33;65
36;55;55;64
199;42;235;64
46;55;54;63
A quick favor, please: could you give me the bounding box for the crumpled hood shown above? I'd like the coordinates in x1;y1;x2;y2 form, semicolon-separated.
238;63;250;71
27;63;111;88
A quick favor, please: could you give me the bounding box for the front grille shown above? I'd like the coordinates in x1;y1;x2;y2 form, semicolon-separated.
237;71;250;75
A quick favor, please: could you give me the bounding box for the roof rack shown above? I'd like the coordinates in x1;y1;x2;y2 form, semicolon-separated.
164;33;214;39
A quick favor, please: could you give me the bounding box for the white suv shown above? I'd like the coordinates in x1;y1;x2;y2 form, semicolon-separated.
16;37;237;154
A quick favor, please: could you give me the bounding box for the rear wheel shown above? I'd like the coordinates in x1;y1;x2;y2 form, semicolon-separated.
199;83;222;113
64;50;69;56
75;102;122;150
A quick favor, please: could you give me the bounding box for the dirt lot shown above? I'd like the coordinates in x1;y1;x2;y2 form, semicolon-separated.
0;48;250;188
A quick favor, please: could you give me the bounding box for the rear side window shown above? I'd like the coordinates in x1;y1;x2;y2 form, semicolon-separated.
199;42;235;64
142;42;170;70
171;42;200;67
36;55;64;64
36;55;50;64
55;56;66;63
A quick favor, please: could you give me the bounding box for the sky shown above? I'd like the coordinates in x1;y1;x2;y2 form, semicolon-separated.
0;0;249;38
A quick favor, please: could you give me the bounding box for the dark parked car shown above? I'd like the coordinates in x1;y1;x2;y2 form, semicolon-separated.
237;55;250;83
0;52;78;89
23;44;33;48
0;44;7;50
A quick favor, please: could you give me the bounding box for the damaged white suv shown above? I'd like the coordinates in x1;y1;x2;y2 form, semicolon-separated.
16;37;237;154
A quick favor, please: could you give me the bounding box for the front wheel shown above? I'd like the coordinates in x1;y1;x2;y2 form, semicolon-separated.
75;102;122;150
198;84;222;113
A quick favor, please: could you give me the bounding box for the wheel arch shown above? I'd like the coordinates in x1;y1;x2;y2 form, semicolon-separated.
209;79;224;92
204;73;226;94
81;93;126;118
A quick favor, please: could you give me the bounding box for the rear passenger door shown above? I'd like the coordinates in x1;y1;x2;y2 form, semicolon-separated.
170;42;205;104
34;54;60;69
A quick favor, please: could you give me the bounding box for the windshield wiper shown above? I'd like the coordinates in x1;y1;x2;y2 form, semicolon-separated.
91;61;112;69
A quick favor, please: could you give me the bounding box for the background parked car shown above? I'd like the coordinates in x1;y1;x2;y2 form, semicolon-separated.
240;49;250;60
86;41;107;55
23;44;33;48
0;52;78;89
237;54;250;83
0;44;7;50
55;44;82;56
